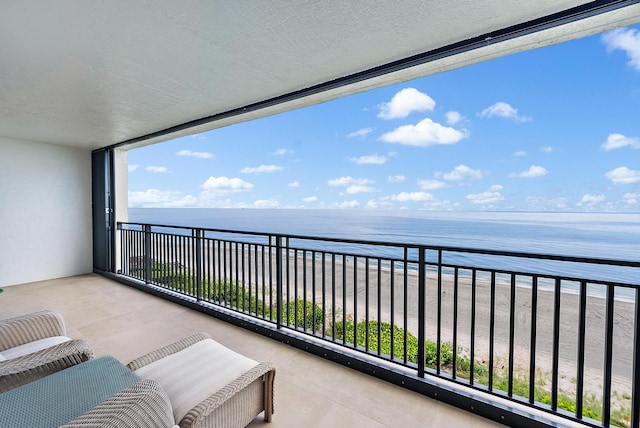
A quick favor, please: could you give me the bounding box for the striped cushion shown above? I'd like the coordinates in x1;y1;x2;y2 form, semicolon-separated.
134;338;258;422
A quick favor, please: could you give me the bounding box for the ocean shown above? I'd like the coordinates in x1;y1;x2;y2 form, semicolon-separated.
128;209;640;295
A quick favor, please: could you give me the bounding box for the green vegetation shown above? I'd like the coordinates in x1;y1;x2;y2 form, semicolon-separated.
283;299;324;331
333;318;417;359
207;280;267;315
130;259;195;292
131;261;631;427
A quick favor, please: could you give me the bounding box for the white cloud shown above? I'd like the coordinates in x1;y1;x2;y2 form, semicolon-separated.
605;166;640;184
623;192;639;205
387;175;406;183
337;200;360;208
328;176;373;187
128;189;197;208
288;181;301;188
303;196;318;202
479;102;531;122
490;184;503;191
176;150;214;159
578;194;605;205
514;151;527;157
272;148;293;155
240;164;283;173
145;166;170;173
198;198;238;208
377;88;435;119
438;164;485;181
508;165;548;178
417;179;447;190
350;154;387;164
445;111;463;125
254;199;280;208
128;164;139;172
346;128;373;138
542;146;553;153
366;199;392;209
345;185;376;194
379;118;468;147
390;192;434;202
466;191;505;205
201;176;254;192
602;27;640;71
601;133;640;151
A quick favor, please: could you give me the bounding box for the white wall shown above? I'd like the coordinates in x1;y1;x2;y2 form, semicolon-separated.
0;137;93;286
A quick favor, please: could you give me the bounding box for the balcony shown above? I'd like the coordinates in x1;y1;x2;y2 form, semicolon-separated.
3;4;640;428
3;273;500;427
110;222;639;428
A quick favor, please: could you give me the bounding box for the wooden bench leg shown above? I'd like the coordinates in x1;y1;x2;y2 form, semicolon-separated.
263;369;275;422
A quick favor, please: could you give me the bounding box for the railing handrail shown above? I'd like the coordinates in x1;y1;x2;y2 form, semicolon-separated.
118;221;640;269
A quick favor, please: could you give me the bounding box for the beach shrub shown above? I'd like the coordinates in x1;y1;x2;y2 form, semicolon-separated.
332;320;420;361
205;280;270;317
425;341;456;368
476;368;632;426
131;261;197;293
155;265;195;292
284;299;324;331
329;318;476;379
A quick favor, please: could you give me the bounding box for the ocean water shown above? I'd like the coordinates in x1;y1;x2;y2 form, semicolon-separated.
128;209;640;294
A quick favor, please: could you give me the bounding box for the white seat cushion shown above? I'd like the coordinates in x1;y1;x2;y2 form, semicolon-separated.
134;338;258;423
0;336;71;360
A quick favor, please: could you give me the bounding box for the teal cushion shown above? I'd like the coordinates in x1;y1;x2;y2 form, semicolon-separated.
0;355;139;428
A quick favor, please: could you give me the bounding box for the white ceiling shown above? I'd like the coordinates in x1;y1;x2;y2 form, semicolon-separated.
2;1;640;150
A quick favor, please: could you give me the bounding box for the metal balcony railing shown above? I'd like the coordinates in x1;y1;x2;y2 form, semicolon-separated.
116;221;640;428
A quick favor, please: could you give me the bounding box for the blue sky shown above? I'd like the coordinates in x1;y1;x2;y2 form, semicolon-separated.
128;25;640;212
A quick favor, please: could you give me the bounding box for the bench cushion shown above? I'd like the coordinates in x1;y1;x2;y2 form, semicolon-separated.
0;356;140;428
133;338;258;422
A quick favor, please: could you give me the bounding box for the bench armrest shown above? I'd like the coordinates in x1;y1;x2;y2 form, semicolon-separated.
0;310;67;351
0;339;95;392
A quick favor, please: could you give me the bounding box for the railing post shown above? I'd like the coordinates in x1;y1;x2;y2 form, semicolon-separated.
195;229;203;301
632;287;640;428
417;246;426;378
529;276;539;404
116;222;122;274
576;280;587;418
551;278;561;411
275;235;283;330
143;224;151;284
603;284;615;427
436;249;442;374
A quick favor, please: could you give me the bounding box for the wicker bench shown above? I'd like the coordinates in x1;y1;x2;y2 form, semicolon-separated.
0;310;94;392
127;332;275;428
0;355;175;428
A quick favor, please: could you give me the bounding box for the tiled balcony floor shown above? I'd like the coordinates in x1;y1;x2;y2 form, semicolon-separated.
1;274;502;428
